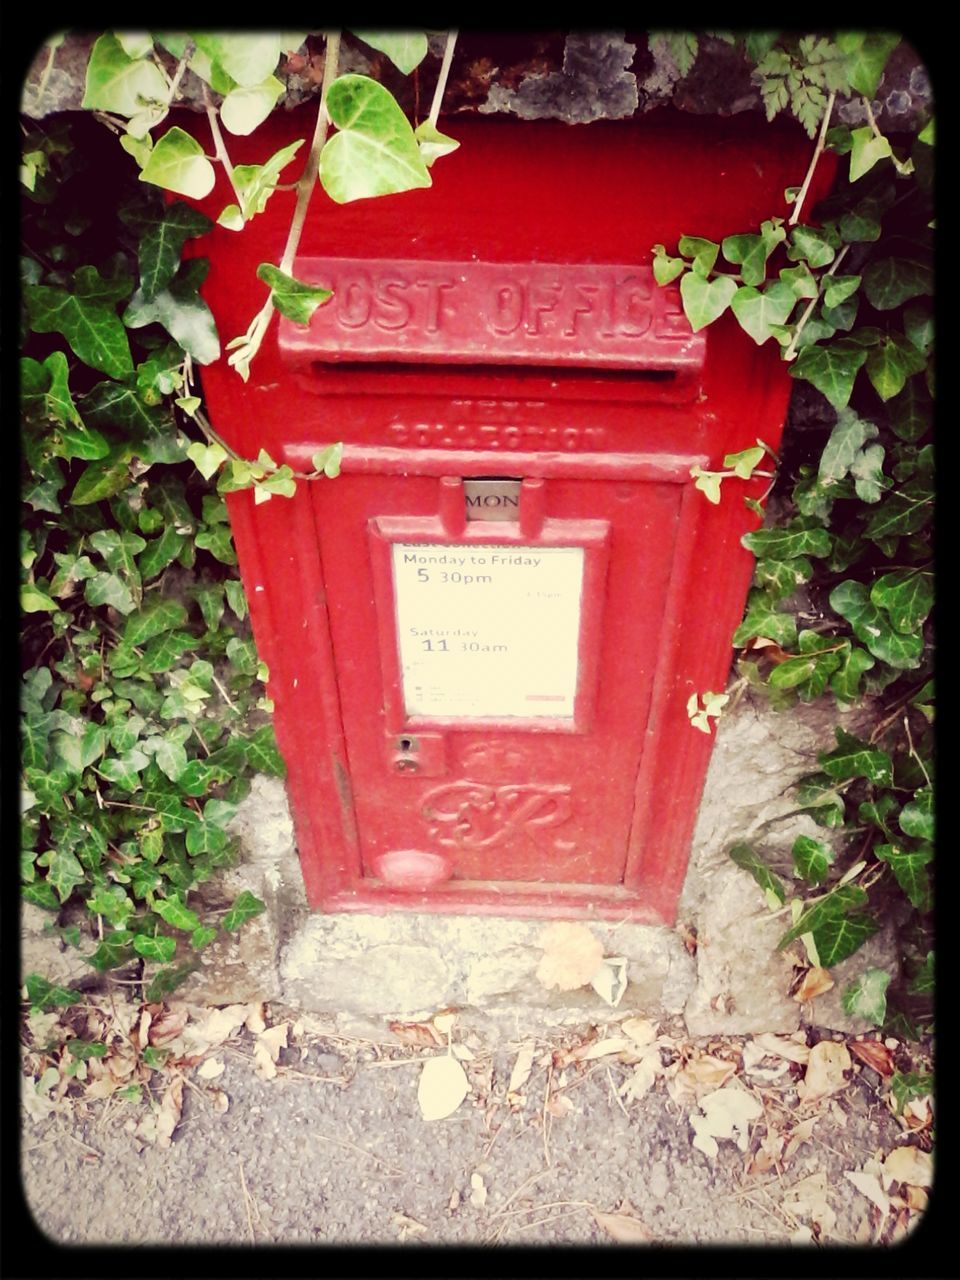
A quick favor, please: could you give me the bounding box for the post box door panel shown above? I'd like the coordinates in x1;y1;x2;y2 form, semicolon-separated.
308;463;691;890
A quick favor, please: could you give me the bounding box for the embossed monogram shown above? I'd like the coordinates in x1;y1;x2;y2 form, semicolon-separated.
421;780;577;853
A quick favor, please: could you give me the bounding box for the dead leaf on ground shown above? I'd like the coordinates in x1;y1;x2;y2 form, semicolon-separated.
848;1038;895;1076
793;966;835;1003
148;1007;188;1046
797;1040;850;1101
183;1004;246;1051
244;1003;266;1035
905;1185;929;1213
590;956;628;1007
156;1076;183;1149
196;1057;225;1080
546;1091;576;1117
782;1115;818;1164
593;1209;653;1242
394;1212;428;1240
845;1168;891;1216
470;1172;487;1208
507;1043;536;1094
620;1056;660;1104
389;1020;444;1048
208;1087;229;1113
577;1036;633;1062
674;1052;737;1099
258;1022;288;1061
689;1085;762;1158
751;1032;810;1065
418;1053;469;1121
882;1145;933;1190
535;922;603;992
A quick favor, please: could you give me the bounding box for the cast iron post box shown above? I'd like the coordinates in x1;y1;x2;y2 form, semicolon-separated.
189;112;820;923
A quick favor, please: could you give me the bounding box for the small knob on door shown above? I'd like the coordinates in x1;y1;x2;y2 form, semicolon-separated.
372;849;452;891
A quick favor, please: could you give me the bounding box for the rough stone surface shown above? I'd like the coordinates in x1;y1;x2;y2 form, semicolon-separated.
21;904;90;989
800;922;901;1035
479;32;639;122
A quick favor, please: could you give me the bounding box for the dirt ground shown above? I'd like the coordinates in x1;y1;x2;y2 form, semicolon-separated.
18;996;934;1254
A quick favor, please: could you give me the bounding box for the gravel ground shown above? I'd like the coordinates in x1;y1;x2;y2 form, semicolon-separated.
20;1008;924;1251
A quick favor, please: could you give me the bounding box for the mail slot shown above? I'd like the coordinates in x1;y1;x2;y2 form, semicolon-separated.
188;112;825;923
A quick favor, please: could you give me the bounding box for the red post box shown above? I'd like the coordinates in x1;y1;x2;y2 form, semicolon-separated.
190;111;820;924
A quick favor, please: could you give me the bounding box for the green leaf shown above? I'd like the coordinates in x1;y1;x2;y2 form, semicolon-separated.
244;724;286;776
870;570;933;635
257;264;333;326
138;527;189;580
86;884;135;926
224;579;248;620
186;441;229;480
414;120;460;167
138;201;213;300
849;126;893;183
98;749;150;790
830;645;875;702
192;584;225;633
849;443;887;503
133;932;177;963
841;968;891;1024
679;271;737;332
140;630;194;674
876;842;932;911
754;555;812;599
863;481;931;542
153;895;201;932
84;571;136;615
34;846;85;903
85;930;136;971
732;591;798;648
741;523;832;560
148;738;189;783
195;525;237;565
723;446;766;479
311;443;343;479
222;889;266;932
829;580;923;669
122;599;189;647
863;258;933;311
789;341;867;410
26;285;133;380
82;33;167;115
819;726;893;786
866;335;926;401
191;925;218;950
899;788;934;841
145;961;198;1002
909;951;934;997
230;141;304;220
140;127;216;199
728;843;785;906
64;1038;110;1061
787;226;835;268
351;30;429;73
677;236;719;275
792;834;835;886
836;32;900;98
124;278;220;366
818;410;878;486
890;1070;933;1114
192;33;283;87
51;722;108;775
24;974;82;1010
777;883;869;948
320;75;431;204
730;282;797;345
23;881;61;911
221;75;284;136
21;585;60;613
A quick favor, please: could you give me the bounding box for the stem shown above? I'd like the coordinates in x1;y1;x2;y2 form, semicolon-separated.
903;714;931;788
789;90;836;227
861;96;883;140
165;45;193;107
30;38;61;111
428;30;459;129
201;82;242;217
783;243;850;362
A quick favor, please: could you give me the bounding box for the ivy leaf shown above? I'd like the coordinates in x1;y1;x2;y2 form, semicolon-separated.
138;526;189;580
192;34;283;87
221;75;285;136
823;275;861;309
222;889;266;932
122;599;188;647
863;480;931;542
230;141;303;220
767;631;842;696
829;645;875;702
25;285;133;380
721;223;784;286
86;884;135;926
818;726;893;786
849;443;887;503
732;591;798;649
848;127;893;183
876;843;932;911
792;834;836;886
789;340;867;410
863;257;933;310
195;525;237;565
186;441;229;481
257;264;332;326
153;895;201;932
691;467;722;504
147;738;188;783
192;925;218;950
82;33;167;115
311;443;343;479
787;226;836;268
777;883;869;949
124;277;220;366
244;724;286;776
829;581;923;669
84;571;136;616
899;788;933;841
351;30;429;73
137;201;213;300
86;931;136;971
741;523;832;559
225;579;248;620
651;245;685;285
870;569;933;634
24;974;82;1010
677;236;720;275
132;933;178;963
730;282;797;345
841;968;891;1024
145;961;198;1001
908;951;934;997
185;816;228;857
836;32;900;98
320;75;431;204
414;120;460;167
140;630;194;674
36;848;86;902
140;127;216;199
865;334;926;401
679;272;737;331
98;749;151;790
818;410;878;486
795;774;847;827
728;843;785;908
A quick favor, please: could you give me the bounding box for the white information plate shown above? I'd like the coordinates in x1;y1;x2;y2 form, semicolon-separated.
392;543;584;718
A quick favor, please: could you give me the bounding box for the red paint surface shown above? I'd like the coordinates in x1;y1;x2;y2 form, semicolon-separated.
187;109;835;922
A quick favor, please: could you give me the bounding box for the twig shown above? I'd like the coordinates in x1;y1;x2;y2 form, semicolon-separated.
201;82;242;215
313;1130;407;1177
237;1154;257;1243
489;1168;555;1219
428;30;459;129
65;1132;104;1159
511;1205;592;1235
606;1064;631;1119
28;38;62;111
211;672;240;715
790;91;837;227
541;1062;553;1166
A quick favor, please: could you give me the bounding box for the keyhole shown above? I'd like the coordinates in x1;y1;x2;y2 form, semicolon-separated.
397;735;416;752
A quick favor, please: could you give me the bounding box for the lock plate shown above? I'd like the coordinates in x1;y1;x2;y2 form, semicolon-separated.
387;731;446;777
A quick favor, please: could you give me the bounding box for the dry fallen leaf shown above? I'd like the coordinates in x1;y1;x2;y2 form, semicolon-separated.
578;1036;632;1062
590;956;628;1007
848;1039;896;1077
905;1185;928;1213
418;1053;469;1121
196;1057;225;1081
620;1056;659;1104
389;1020;444;1048
535;922;603;992
244;1003;267;1035
149;1007;189;1046
433;1012;457;1036
798;1040;850;1101
793;966;835;1003
507;1043;536;1094
208;1087;229;1114
470;1172;487;1208
258;1022;288;1062
676;1053;736;1096
253;1042;277;1080
593;1210;653;1243
882;1145;933;1189
156;1076;183;1149
845;1168;891;1216
690;1085;762;1158
546;1092;576;1117
394;1212;428;1240
751;1032;810;1065
185;1005;247;1051
620;1018;657;1047
782;1115;818;1164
